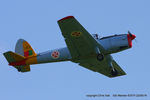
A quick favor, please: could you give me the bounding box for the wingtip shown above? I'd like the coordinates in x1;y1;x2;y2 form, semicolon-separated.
58;16;74;22
3;51;12;55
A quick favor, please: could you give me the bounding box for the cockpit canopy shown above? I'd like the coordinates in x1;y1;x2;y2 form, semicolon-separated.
92;34;100;39
92;34;126;40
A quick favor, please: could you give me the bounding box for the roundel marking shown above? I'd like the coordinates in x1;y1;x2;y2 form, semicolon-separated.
71;31;82;37
51;51;60;59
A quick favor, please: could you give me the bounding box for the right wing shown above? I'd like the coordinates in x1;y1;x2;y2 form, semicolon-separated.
79;57;126;78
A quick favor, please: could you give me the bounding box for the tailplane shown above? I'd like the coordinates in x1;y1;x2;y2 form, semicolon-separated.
3;51;30;72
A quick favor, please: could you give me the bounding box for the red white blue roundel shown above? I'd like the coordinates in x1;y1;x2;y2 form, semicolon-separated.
51;51;60;59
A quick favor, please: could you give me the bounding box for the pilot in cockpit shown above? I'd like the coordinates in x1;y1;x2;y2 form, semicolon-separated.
92;34;99;39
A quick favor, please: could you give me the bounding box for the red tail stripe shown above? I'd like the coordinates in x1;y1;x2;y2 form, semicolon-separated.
9;60;26;66
24;51;29;57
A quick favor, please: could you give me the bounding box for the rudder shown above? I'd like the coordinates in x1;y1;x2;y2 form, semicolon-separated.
15;39;36;58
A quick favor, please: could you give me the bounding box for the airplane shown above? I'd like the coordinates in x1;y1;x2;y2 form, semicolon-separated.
3;16;136;78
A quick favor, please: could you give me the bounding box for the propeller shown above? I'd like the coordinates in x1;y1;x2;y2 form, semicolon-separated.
128;31;132;37
127;31;136;47
128;31;136;40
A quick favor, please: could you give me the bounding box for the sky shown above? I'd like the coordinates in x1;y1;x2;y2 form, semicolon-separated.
0;0;150;100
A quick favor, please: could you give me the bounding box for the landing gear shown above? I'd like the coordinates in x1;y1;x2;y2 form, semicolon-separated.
111;68;118;76
97;54;104;61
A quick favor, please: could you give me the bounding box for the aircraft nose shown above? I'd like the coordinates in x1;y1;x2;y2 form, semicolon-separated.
127;33;136;48
131;34;136;40
128;31;136;40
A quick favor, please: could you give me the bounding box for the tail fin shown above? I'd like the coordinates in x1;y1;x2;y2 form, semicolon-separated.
15;39;36;58
3;39;36;72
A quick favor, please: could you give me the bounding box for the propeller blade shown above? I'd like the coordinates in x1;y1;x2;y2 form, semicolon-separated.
128;31;132;37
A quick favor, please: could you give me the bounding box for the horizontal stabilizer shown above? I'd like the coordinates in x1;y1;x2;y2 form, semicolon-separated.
3;51;25;63
3;51;30;72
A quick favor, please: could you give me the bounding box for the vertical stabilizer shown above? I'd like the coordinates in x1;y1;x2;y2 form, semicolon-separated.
15;39;36;57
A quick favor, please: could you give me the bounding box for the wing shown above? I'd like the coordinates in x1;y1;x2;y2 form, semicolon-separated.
79;57;126;78
57;16;106;59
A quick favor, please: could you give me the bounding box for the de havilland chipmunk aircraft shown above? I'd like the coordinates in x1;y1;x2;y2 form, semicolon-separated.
3;16;136;78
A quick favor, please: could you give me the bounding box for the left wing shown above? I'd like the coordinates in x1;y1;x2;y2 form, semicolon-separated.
57;16;106;60
58;16;126;78
79;57;126;78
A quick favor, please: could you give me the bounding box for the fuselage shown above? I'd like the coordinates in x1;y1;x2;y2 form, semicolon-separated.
98;34;130;54
29;33;135;65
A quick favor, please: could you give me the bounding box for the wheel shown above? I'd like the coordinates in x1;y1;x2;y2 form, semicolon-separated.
97;54;104;61
111;68;118;76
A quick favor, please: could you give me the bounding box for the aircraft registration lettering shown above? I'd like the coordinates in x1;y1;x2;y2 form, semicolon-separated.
51;51;60;59
71;31;82;37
